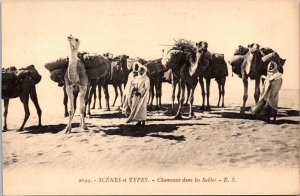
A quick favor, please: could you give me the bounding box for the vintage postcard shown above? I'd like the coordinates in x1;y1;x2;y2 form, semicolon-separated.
1;0;299;195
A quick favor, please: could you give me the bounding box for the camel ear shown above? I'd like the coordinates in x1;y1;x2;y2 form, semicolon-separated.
280;58;286;66
195;42;199;47
126;55;129;58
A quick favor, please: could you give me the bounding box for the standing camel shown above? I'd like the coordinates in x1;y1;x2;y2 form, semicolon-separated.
85;55;129;116
2;65;42;131
198;52;228;110
64;34;89;133
162;41;209;119
237;43;285;115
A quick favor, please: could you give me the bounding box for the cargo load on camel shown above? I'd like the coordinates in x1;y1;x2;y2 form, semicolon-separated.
146;58;167;77
2;65;41;98
228;45;285;78
45;52;110;85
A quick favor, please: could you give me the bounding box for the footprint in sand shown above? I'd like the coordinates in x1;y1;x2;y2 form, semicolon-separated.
232;132;242;137
62;151;72;155
12;158;18;163
255;148;271;152
226;152;242;157
195;136;201;140
37;152;43;156
94;144;99;147
144;139;154;143
39;162;48;165
56;144;62;148
79;139;89;143
281;124;289;129
241;155;258;160
97;149;102;152
229;158;239;163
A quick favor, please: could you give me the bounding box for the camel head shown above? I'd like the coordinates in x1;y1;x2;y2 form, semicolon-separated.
195;41;208;54
161;49;185;69
67;34;80;51
248;43;260;53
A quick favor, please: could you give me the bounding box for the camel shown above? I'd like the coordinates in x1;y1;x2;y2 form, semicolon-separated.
162;41;209;119
64;34;89;133
238;43;285;115
85;54;129;116
199;52;228;110
2;65;42;131
148;71;165;110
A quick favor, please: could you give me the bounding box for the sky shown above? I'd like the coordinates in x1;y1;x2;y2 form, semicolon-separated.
1;0;299;94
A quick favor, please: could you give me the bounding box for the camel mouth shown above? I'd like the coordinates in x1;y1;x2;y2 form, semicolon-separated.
67;35;73;40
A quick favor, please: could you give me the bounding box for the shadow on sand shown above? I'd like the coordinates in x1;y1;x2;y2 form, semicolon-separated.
20;123;69;134
211;111;299;125
100;122;208;141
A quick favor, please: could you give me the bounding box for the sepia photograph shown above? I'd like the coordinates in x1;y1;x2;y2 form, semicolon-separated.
1;0;299;195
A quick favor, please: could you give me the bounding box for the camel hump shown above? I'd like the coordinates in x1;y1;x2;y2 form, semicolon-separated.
81;54;110;80
45;57;69;71
24;64;42;84
234;45;249;56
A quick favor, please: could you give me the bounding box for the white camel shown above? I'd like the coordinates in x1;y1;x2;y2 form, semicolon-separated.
64;34;89;133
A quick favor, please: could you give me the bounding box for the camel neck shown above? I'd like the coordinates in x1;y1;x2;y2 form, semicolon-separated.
70;50;78;64
68;49;80;83
189;52;201;76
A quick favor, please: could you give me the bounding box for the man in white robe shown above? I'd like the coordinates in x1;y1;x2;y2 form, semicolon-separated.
251;61;283;116
122;62;141;116
125;65;150;126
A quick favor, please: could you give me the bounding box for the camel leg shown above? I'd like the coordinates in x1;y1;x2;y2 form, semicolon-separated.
19;93;30;131
118;84;123;107
98;84;102;109
151;81;155;110
3;98;9;131
199;77;205;110
87;84;96;117
103;84;110;111
91;87;96;109
254;77;261;103
79;85;88;130
30;85;42;127
241;76;248;115
185;87;190;106
63;85;69;117
177;81;181;106
188;83;197;118
175;80;185;119
65;85;75;133
158;79;162;109
155;79;161;110
73;88;79;112
217;83;221;108
112;84;118;107
205;77;211;111
171;79;177;111
221;78;226;107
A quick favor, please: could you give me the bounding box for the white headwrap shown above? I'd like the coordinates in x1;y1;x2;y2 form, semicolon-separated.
132;61;143;72
138;64;148;76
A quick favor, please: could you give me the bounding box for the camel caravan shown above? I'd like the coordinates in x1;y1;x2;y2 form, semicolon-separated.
2;35;286;133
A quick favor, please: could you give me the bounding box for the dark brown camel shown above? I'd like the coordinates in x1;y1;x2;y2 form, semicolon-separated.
145;58;168;110
2;65;42;131
231;43;285;115
197;44;228;111
162;41;209;119
85;54;129;116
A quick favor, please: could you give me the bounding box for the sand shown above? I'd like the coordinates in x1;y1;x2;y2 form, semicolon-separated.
2;78;299;194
